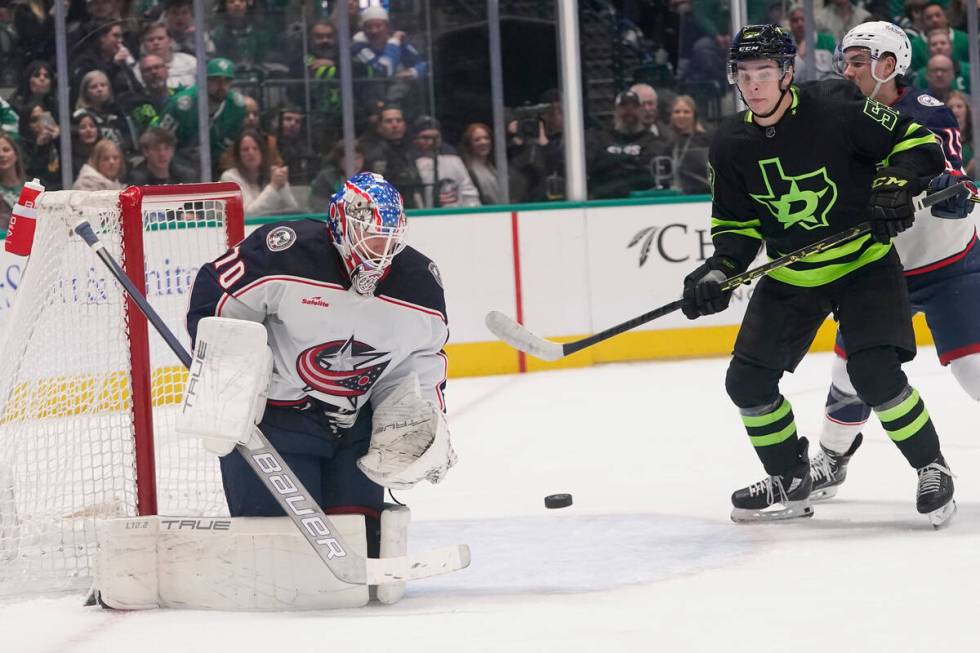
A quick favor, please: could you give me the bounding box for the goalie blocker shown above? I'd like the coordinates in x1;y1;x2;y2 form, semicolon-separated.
95;505;413;610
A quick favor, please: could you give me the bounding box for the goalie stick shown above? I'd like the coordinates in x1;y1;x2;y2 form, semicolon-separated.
488;182;972;362
74;220;470;586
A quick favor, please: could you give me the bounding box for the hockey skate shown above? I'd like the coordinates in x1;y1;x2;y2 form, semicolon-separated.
809;433;863;502
916;454;956;529
731;438;814;523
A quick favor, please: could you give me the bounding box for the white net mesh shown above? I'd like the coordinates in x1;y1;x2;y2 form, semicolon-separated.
0;187;241;599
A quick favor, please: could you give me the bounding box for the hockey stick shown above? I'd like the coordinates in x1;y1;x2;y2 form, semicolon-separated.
74;220;470;586
487;182;971;362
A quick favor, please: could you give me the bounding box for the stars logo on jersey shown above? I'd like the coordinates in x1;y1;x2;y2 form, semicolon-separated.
750;158;838;231
296;336;390;407
266;226;297;252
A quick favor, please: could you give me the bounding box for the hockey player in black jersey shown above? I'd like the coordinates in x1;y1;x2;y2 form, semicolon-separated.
187;172;456;556
807;23;977;518
681;24;954;526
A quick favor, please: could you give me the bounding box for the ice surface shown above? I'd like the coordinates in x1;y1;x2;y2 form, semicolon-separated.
4;349;980;652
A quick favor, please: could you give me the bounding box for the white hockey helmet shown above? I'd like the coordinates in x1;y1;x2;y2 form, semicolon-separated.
835;21;912;80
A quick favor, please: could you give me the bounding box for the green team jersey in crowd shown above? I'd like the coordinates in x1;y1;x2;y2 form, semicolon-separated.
158;85;246;161
0;97;18;140
708;79;944;288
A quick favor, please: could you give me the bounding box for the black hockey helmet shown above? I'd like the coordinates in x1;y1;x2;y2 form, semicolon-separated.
727;24;796;84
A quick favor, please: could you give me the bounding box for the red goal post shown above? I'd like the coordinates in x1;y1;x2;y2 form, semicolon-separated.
0;182;244;599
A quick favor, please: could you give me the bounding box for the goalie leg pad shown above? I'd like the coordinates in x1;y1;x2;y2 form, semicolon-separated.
374;504;411;604
95;515;370;610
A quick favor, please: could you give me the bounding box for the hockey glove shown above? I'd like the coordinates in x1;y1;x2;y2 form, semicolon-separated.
928;171;976;220
681;256;739;320
868;166;921;243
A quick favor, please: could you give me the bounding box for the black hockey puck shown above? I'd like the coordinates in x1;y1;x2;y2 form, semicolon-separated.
544;493;573;509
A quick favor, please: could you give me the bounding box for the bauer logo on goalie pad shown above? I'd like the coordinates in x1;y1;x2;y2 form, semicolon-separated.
266;226;297;252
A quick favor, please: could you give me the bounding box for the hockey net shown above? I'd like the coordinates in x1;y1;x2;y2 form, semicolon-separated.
0;183;245;599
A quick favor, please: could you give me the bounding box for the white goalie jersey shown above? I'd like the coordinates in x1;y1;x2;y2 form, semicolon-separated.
187;219;449;426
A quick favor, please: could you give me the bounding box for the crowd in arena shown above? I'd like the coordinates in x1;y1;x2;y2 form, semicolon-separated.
0;0;975;228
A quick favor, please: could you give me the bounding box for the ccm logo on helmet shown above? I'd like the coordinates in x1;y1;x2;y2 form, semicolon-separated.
872;176;908;188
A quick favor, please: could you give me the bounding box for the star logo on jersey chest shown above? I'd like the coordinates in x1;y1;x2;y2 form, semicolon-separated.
750;157;838;231
296;336;390;404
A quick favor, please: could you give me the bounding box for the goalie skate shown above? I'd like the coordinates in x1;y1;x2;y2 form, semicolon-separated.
731;438;813;523
916;454;956;529
809;433;862;502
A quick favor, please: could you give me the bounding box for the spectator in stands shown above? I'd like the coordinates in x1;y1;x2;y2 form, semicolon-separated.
209;0;275;69
901;0;931;71
219;94;280;172
922;2;969;63
915;29;970;92
308;138;365;211
289;19;369;149
507;88;565;203
70;19;142;102
670;0;730;93
352;6;427;107
586;90;667;200
667;94;711;194
331;0;360;37
164;0;214;56
73;138;125;190
136;22;196;90
946;0;970;31
128;127;195;185
0;96;19;141
20;102;61;189
13;0;60;69
459;123;503;205
71;110;101;176
925;54;959;102
629;83;671;138
9;61;57;124
362;104;424;208
411;116;480;208
158;57;246;170
0;133;25;230
271;105;316;185
138;55;175;114
74;70;137;157
0;2;16;88
947;90;974;176
815;0;872;41
788;4;837;81
219;129;299;216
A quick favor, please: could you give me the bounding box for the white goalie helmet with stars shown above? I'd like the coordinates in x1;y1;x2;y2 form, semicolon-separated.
327;172;407;295
834;21;912;84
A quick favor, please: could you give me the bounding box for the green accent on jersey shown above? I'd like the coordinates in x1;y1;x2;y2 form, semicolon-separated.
710;216;762;240
885;410;931;442
766;238;892;287
862;98;899;132
741;398;797;448
881;123;940;167
749;158;838;231
708;161;715;198
875;388;921;422
741;398;791;428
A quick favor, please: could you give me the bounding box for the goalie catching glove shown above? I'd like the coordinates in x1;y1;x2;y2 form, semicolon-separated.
358;374;457;489
175;317;273;456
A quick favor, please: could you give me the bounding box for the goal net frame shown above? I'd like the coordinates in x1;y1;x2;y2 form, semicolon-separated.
0;182;245;599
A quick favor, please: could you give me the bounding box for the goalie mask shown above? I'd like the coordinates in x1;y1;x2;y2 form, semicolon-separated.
327;172;407;295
